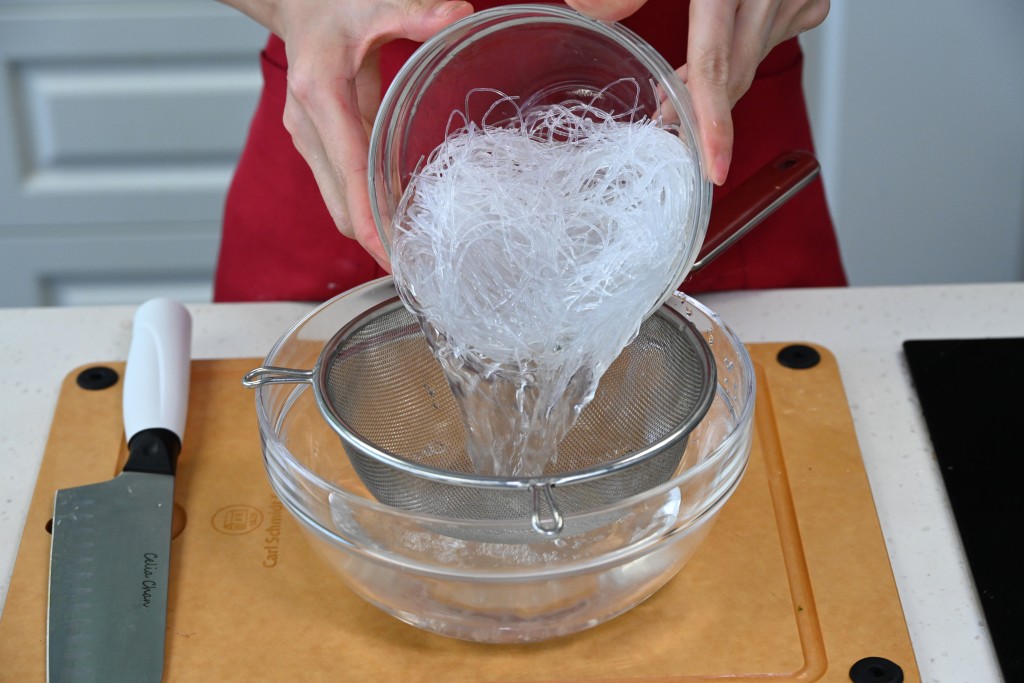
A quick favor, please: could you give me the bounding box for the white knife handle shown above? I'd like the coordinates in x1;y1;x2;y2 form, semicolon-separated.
123;298;192;442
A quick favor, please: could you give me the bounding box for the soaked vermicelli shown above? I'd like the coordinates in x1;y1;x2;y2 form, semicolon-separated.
390;83;697;477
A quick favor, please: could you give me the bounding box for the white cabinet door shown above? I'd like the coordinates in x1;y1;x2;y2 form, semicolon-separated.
0;1;267;306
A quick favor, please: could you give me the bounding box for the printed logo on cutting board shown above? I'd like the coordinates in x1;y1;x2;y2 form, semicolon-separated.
211;504;263;535
210;499;285;568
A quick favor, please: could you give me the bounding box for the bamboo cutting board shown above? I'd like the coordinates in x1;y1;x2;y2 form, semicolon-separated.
0;346;919;682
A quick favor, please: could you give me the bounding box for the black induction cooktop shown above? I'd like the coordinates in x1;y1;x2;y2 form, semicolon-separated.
903;338;1024;682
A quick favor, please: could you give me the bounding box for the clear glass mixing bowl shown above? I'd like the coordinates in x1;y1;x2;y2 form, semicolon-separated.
253;277;754;643
369;3;714;314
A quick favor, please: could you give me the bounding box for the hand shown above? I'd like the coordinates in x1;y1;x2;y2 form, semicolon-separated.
220;0;474;269
565;0;829;186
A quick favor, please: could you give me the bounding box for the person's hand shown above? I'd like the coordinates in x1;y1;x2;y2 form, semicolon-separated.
565;0;829;186
220;0;474;269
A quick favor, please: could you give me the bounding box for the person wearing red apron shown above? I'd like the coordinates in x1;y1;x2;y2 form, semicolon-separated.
214;0;846;302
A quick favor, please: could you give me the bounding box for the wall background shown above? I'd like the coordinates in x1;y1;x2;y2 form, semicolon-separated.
801;0;1024;285
1;0;1022;306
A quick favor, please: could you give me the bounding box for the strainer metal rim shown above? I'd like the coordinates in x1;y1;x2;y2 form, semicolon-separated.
250;277;755;522
259;383;747;552
302;291;717;492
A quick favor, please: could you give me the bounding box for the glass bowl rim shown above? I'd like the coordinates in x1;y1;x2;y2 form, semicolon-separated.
367;2;712;264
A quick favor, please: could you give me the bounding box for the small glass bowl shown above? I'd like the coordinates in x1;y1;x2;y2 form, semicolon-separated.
369;3;713;313
253;277;753;643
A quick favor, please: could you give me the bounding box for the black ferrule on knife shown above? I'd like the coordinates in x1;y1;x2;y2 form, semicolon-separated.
125;428;182;476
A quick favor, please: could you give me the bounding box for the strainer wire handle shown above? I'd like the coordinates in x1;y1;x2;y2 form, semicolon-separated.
242;366;315;388
530;483;564;536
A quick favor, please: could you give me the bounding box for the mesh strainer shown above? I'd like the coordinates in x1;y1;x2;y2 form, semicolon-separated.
244;281;715;537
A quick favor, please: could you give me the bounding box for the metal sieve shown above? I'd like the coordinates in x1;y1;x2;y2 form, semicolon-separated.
244;281;715;538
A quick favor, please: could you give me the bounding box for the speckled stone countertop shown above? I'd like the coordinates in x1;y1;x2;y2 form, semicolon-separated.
2;283;1021;681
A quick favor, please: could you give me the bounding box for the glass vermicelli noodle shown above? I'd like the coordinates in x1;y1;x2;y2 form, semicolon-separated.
390;81;697;478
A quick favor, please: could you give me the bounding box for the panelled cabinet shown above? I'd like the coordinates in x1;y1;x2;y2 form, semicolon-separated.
0;1;266;305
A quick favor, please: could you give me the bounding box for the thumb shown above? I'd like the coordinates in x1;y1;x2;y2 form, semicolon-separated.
387;1;475;43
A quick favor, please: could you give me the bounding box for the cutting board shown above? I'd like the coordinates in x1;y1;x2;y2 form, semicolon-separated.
0;345;919;682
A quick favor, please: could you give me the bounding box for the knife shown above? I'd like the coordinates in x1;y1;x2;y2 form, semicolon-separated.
48;298;192;683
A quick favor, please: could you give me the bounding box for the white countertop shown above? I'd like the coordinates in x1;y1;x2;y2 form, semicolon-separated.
2;282;1021;681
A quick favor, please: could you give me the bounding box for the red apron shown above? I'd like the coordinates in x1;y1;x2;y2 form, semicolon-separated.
214;0;846;302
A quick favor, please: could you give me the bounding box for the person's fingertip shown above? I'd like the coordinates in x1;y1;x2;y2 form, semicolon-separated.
711;151;731;186
433;1;473;19
565;0;646;22
695;111;733;186
369;243;392;272
564;0;608;20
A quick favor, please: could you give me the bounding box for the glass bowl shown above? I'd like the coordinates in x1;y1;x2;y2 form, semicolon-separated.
253;277;754;643
369;3;714;314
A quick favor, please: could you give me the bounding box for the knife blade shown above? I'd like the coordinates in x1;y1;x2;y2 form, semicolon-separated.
48;298;192;683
